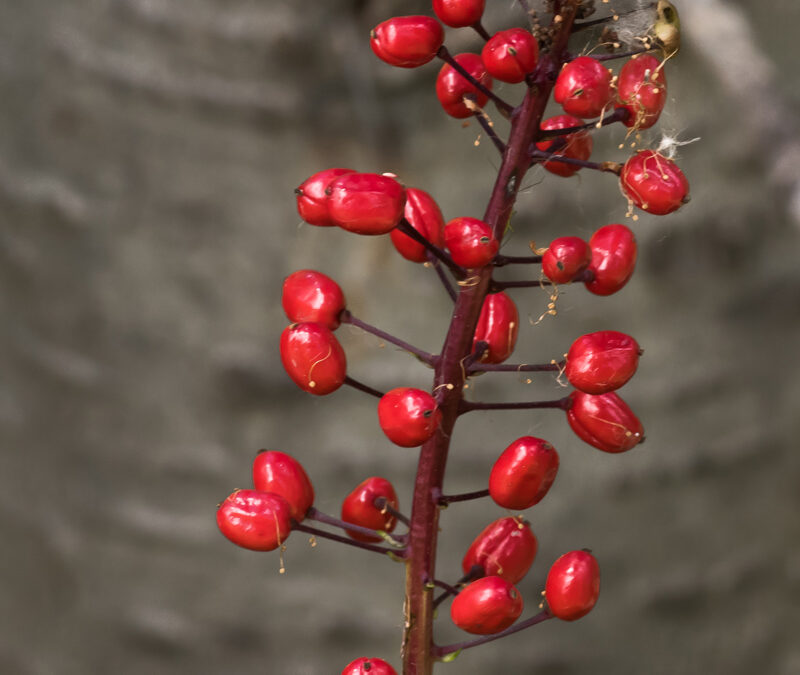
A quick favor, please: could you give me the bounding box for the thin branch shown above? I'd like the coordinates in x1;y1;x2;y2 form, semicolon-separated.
468;360;564;374
493;253;542;267
292;522;403;556
438;489;490;505
434;610;554;657
491;268;593;291
437;46;514;117
340;310;437;365
396;219;466;280
432;565;485;610
473;110;506;155
305;507;406;546
428;255;458;302
472;21;491;41
536;107;629;139
343;376;385;399
530;149;623;175
459;395;572;414
374;496;411;527
571;3;656;33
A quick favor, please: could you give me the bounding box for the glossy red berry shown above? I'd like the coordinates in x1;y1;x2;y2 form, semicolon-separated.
295;168;355;227
377;387;441;447
341;657;398;675
216;489;292;551
326;172;406;235
567;390;644;453
389;187;446;263
620;150;689;215
488;437;559;510
282;269;346;330
553;56;613;119
435;53;493;119
584;224;637;296
444;216;498;268
616;54;667;130
451;576;523;634
432;0;485;28
481;28;539;84
252;450;315;521
535;114;593;177
341;477;399;543
280;322;347;395
565;330;641;395
370;16;444;68
541;235;591;283
462;516;538;584
545;550;600;621
473;291;519;364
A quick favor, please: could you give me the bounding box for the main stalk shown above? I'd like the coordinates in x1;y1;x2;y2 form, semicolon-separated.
401;4;580;673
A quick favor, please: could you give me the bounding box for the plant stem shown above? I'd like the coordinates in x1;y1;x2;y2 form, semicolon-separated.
437;488;490;505
469;360;563;374
592;47;653;61
494;253;542;267
340;310;437;365
536;107;629;139
437;46;514;118
530;149;623;175
305;507;406;546
472;21;491;41
292;522;402;556
343;376;385;399
402;5;581;673
427;255;458;302
397;219;465;279
374;496;411;527
460;396;572;414
432;566;484;609
472;110;507;154
433;610;554;657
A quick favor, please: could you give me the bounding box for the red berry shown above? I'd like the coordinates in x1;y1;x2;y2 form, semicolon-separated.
280;322;347;395
545;550;600;621
435;53;493;119
488;437;559;510
341;477;399;543
282;269;346;330
216;489;292;551
252;450;315;521
473;291;519;364
462;516;538;584
553;56;613;119
389;187;445;263
584;224;637;296
481;28;539;84
378;387;441;447
567;390;644;453
432;0;485;28
370;16;444;68
541;235;591;283
450;576;523;634
444;216;498;268
342;657;398;675
295;168;355;227
326;172;407;235
565;330;641;395
620;150;689;216
535;114;593;178
616;54;667;130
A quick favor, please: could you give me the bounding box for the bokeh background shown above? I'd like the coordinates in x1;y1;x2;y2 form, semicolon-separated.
1;1;798;673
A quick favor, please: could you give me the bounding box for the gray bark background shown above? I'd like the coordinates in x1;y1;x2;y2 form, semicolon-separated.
1;1;798;673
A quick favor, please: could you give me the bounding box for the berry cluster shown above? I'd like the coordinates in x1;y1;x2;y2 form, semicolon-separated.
216;1;690;672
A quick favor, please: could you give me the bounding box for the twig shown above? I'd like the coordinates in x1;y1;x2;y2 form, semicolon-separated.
437;46;514;117
437;489;490;505
468;360;563;374
340;310;437;365
374;496;411;527
343;376;384;399
459;396;572;414
306;507;406;546
473;110;506;155
292;522;403;556
428;255;458;302
397;219;466;280
434;610;554;657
